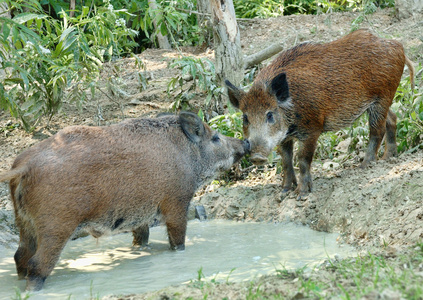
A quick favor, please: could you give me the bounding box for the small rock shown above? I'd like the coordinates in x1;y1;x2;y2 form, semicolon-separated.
323;161;340;170
335;138;351;153
194;205;207;221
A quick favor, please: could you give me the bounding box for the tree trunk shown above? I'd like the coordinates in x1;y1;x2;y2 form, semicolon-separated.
0;2;11;79
69;0;76;18
148;0;171;50
210;0;243;114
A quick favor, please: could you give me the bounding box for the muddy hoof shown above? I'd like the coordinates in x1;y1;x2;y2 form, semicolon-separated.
172;244;185;251
26;276;46;291
280;188;292;201
296;193;309;201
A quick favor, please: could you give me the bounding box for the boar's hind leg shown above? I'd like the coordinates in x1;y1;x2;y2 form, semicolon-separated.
25;228;75;291
14;226;37;280
296;133;320;199
362;103;389;168
278;140;297;194
382;109;398;160
161;202;188;251
132;224;149;247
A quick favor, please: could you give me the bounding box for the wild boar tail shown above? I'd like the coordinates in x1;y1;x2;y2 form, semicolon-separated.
405;55;415;90
0;166;27;183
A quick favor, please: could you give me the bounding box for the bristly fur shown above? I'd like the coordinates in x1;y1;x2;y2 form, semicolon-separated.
226;29;414;199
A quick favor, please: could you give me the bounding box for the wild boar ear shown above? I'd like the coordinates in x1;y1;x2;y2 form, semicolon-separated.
179;111;206;143
225;80;245;109
270;73;290;106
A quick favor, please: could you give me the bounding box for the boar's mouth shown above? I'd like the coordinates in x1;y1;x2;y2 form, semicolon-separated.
233;152;245;164
233;139;250;164
250;153;268;166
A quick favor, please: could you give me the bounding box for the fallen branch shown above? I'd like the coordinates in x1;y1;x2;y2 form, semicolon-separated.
243;42;284;69
176;7;260;22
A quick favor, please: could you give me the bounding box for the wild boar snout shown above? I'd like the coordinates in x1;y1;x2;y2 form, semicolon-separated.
250;153;268;165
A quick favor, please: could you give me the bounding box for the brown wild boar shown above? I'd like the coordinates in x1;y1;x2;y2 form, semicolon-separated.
226;29;414;199
0;112;250;291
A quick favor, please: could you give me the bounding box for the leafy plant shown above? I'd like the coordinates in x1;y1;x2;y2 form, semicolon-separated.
392;64;423;153
0;0;138;131
208;111;243;139
233;0;393;18
167;56;223;111
234;0;284;18
141;0;204;48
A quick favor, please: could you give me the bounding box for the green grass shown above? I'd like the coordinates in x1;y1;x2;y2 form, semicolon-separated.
173;244;423;299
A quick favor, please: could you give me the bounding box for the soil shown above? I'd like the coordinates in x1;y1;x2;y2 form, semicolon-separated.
0;7;423;299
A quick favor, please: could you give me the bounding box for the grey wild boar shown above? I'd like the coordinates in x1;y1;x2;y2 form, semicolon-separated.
226;29;414;199
0;111;250;291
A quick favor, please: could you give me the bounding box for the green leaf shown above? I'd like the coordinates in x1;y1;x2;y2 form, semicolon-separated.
62;34;77;54
45;19;51;34
160;23;168;36
13;13;46;25
20;98;36;111
59;27;76;42
411;111;417;120
2;23;11;40
36;18;42;31
53;41;63;58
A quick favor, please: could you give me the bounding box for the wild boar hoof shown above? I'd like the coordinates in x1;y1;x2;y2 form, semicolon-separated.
296;194;309;201
172;244;185;251
134;244;151;250
26;276;46;291
280;188;292;201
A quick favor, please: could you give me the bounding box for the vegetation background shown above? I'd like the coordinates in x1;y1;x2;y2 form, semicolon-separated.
0;0;421;166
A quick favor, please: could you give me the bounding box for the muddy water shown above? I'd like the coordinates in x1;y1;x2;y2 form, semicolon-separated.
0;220;355;299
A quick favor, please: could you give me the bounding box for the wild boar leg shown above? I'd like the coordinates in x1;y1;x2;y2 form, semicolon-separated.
161;200;189;251
14;226;37;280
382;109;398;160
362;103;388;167
278;139;297;193
26;228;75;291
132;224;150;246
296;133;320;199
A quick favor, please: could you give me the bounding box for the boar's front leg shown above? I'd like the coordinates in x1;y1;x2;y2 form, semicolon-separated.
278;139;297;196
296;133;320;200
160;200;189;251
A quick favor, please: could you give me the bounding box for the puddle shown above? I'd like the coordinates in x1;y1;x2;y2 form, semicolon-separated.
0;220;355;299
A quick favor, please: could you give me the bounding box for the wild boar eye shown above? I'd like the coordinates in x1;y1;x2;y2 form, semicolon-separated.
212;135;220;143
243;114;249;126
266;112;275;123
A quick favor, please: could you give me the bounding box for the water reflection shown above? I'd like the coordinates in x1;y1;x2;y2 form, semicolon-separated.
0;220;355;299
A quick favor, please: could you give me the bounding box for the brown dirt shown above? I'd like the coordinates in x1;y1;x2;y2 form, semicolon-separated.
1;7;422;300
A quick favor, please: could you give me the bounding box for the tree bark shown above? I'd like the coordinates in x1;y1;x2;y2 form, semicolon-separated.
210;0;243;114
69;0;76;18
148;0;171;50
